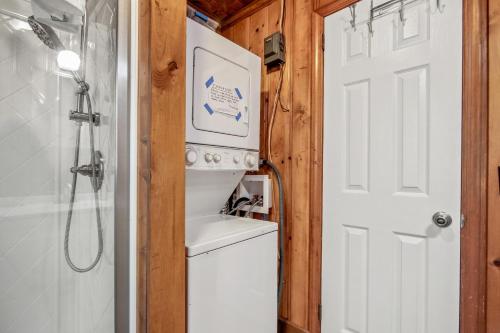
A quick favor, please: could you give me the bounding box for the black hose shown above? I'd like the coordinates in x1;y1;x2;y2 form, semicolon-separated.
259;159;285;309
232;197;250;216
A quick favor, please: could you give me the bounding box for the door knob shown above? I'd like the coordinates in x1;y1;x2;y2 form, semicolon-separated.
432;212;453;228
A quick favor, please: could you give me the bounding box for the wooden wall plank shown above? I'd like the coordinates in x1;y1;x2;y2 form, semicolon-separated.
249;5;269;149
232;19;251;50
222;0;277;28
461;0;489;332
289;0;313;327
221;25;234;39
138;0;187;332
488;1;500;332
137;0;151;331
308;12;324;333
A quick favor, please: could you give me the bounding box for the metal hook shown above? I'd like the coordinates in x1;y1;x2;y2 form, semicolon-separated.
349;4;357;31
368;0;374;36
399;0;406;25
437;0;445;13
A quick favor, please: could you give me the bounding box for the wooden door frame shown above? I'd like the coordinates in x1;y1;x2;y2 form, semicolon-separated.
309;0;489;332
137;0;187;332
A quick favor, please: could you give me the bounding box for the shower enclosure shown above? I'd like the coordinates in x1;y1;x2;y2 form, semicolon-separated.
0;0;130;332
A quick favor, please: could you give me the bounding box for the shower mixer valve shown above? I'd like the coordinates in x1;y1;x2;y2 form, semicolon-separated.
70;151;105;191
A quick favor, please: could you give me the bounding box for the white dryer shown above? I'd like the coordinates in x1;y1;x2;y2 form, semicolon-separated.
186;17;261;151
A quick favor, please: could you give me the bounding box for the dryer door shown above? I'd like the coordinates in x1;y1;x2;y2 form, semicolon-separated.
192;47;250;137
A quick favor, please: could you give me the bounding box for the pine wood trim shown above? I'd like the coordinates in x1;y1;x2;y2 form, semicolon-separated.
308;12;324;333
461;0;489;331
137;0;151;331
314;0;359;17
279;318;310;333
137;0;187;332
487;1;500;331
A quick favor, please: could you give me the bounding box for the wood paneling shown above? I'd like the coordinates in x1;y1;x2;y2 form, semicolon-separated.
137;0;151;331
488;1;500;332
461;0;489;332
188;0;258;22
308;13;324;333
223;0;277;28
289;0;313;326
137;0;186;332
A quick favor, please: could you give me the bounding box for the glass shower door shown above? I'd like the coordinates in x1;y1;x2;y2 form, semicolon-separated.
0;0;126;332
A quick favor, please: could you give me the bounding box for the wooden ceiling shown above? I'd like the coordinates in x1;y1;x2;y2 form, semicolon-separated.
188;0;259;23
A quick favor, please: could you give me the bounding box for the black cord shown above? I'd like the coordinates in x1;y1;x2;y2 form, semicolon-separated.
231;197;250;216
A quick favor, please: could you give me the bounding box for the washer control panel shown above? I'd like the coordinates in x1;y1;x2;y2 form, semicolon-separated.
185;144;259;171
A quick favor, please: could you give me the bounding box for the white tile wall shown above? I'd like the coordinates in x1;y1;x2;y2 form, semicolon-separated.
0;0;117;331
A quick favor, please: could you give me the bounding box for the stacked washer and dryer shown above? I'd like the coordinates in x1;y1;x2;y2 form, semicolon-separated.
185;18;278;333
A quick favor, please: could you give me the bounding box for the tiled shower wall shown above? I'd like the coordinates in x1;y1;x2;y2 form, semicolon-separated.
0;1;116;332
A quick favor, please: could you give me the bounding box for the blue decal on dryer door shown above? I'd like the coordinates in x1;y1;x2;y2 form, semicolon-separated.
235;112;242;121
205;76;214;88
235;88;243;99
204;103;214;115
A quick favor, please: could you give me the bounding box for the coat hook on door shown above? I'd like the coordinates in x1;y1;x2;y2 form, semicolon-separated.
399;0;406;25
437;0;445;13
349;4;357;31
368;0;374;35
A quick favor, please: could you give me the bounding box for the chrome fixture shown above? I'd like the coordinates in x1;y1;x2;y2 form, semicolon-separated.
366;0;444;35
71;151;105;191
432;211;453;228
29;14;104;273
69;109;101;125
437;0;445;13
27;16;64;50
349;4;357;30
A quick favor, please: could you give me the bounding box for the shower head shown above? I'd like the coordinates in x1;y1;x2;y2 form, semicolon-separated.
27;15;85;86
27;15;64;51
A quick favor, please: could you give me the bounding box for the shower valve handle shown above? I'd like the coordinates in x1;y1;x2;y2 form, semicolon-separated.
70;151;105;191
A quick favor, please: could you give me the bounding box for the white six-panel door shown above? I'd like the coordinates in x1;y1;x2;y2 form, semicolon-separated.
322;1;462;332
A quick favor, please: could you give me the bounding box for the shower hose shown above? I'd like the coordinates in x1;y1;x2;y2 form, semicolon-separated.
64;86;104;273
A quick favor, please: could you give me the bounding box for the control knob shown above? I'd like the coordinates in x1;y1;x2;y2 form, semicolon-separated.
245;153;257;168
205;153;214;163
185;148;198;165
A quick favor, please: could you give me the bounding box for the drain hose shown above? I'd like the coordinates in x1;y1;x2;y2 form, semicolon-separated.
260;159;285;309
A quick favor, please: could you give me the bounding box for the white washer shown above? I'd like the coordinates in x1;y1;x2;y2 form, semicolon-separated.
186;215;277;333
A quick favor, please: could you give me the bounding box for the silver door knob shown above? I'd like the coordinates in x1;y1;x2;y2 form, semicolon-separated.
432;212;452;228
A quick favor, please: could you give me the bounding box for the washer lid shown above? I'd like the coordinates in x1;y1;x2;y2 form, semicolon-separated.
186;214;277;257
